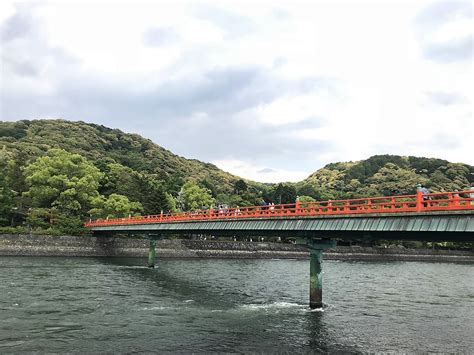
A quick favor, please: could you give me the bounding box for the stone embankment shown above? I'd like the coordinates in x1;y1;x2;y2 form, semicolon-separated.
0;234;472;262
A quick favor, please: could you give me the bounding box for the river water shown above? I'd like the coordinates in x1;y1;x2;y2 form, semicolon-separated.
0;257;472;353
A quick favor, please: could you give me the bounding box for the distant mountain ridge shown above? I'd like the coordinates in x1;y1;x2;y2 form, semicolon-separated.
298;154;474;200
0;119;246;193
1;119;473;200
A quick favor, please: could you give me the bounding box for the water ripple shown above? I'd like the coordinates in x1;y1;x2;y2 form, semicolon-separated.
0;257;472;353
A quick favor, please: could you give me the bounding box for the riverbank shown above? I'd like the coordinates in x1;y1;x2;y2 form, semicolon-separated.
0;234;472;262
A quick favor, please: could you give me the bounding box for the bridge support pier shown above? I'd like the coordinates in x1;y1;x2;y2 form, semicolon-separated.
147;234;164;268
148;238;157;268
308;239;337;309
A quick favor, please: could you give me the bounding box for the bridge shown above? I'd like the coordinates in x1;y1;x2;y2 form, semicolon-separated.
85;190;474;308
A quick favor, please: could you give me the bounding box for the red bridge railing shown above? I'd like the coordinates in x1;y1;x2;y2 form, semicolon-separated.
84;190;474;228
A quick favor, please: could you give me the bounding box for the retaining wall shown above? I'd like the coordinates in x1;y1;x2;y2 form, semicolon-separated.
0;234;472;262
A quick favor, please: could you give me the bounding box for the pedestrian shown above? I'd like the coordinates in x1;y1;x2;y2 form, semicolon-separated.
452;189;460;206
417;184;431;207
470;184;474;206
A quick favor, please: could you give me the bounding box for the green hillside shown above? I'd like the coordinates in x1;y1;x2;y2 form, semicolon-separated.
0;119;269;233
0;119;245;191
297;155;474;201
0;119;473;235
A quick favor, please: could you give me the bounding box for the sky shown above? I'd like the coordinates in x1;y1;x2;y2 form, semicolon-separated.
0;0;472;183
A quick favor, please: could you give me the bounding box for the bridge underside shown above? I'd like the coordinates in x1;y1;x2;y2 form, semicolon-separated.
90;211;474;243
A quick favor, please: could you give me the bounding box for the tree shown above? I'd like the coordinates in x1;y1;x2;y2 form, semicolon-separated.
429;170;451;191
443;164;470;190
7;151;28;226
271;183;297;204
25;208;52;230
100;163;143;201
345;155;408;182
23;148;104;231
0;183;14;225
141;176;177;214
234;179;248;195
89;193;143;219
0;152;14;226
343;179;363;197
302;167;345;200
177;182;215;211
238;191;263;206
164;173;185;197
200;179;218;198
298;195;316;203
361;163;426;196
296;184;319;199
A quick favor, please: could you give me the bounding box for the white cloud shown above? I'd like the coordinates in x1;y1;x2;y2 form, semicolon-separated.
213;159;308;183
1;0;472;182
429;18;472;44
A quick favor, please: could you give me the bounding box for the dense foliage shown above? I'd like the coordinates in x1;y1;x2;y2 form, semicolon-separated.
296;155;473;201
0;120;267;233
0;120;473;239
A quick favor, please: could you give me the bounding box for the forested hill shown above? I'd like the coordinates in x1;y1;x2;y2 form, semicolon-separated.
297;155;474;201
0;119;268;233
0;119;473;235
0;119;243;191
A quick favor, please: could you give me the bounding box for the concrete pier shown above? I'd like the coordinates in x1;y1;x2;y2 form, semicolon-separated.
308;239;337;308
148;239;157;268
309;248;323;308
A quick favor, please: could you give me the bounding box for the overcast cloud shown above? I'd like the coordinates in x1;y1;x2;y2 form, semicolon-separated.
0;1;472;182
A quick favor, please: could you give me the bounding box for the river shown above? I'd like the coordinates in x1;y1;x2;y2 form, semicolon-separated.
0;257;472;353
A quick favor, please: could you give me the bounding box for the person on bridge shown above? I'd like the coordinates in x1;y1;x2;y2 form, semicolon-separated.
418;184;431;207
235;206;241;215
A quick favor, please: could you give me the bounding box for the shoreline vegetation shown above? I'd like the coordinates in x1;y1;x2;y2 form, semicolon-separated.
1;234;472;263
